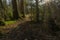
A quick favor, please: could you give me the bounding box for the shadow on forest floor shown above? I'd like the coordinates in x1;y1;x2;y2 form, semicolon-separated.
0;21;60;40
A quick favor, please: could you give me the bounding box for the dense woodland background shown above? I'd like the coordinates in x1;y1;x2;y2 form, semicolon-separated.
0;0;60;40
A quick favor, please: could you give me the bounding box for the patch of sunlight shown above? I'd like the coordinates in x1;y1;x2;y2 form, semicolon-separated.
5;20;16;25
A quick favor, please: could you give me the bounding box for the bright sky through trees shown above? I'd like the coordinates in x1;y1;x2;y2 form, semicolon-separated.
6;0;11;5
6;0;50;5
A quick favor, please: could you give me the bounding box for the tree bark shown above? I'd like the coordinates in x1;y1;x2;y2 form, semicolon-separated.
12;0;19;19
35;0;40;22
0;0;5;21
20;0;25;18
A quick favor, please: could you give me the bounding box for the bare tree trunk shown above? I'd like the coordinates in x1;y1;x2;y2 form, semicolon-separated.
35;0;40;22
0;0;5;21
12;0;19;20
20;0;25;18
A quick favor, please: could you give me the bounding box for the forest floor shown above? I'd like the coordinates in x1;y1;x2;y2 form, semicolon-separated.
0;14;60;40
0;14;31;34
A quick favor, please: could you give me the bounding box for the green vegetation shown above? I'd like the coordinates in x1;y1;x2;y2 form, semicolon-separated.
0;0;60;40
5;20;16;25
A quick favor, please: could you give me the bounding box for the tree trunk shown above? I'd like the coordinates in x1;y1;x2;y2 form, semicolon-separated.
35;0;40;22
12;0;19;20
0;0;5;21
20;0;25;18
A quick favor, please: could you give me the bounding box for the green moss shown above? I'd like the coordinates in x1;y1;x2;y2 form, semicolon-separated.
5;20;16;25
